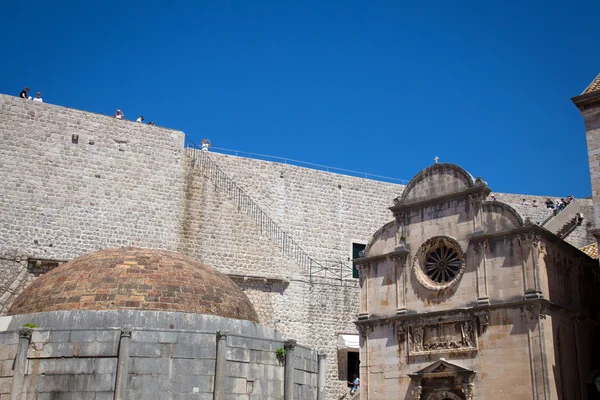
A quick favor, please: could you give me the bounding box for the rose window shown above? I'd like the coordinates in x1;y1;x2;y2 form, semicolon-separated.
413;236;465;291
424;246;461;283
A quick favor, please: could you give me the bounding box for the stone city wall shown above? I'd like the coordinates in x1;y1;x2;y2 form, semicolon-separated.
0;310;321;399
0;327;311;399
0;93;596;399
0;93;187;263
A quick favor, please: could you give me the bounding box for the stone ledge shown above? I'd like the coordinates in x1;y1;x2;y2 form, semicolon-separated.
227;274;290;285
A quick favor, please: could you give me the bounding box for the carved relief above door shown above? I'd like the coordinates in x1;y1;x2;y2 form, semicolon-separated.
408;359;475;400
403;316;477;356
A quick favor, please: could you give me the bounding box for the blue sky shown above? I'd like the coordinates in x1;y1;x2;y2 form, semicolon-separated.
2;0;599;197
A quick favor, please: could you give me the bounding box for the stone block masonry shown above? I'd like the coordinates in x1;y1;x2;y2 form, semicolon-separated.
0;93;595;399
0;94;187;262
0;311;317;399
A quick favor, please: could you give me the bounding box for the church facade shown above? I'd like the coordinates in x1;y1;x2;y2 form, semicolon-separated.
355;163;600;399
354;74;600;400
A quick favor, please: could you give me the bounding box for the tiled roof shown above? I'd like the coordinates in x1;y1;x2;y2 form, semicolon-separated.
580;242;598;259
582;73;600;95
8;247;259;322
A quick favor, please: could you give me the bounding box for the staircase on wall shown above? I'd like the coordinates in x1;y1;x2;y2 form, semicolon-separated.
185;145;354;282
541;201;584;239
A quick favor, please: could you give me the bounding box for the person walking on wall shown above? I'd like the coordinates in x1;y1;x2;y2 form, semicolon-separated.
33;92;43;103
19;87;29;99
114;109;125;119
201;139;211;152
136;116;144;123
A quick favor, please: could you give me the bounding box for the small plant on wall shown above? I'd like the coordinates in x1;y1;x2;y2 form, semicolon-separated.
23;323;37;329
276;347;287;363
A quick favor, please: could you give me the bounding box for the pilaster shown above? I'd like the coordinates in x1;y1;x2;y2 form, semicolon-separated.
283;339;297;400
392;249;409;315
214;331;228;400
114;327;132;400
10;328;32;400
518;232;544;300
474;241;489;306
317;353;327;400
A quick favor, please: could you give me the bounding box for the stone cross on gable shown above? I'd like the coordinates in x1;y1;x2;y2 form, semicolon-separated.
434;156;439;164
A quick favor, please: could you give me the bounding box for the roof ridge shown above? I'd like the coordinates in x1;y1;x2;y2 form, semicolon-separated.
582;73;600;95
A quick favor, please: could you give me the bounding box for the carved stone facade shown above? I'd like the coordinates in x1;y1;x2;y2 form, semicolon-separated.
404;316;477;356
355;162;600;399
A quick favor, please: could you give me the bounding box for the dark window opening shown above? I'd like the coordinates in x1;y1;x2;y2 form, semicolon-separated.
352;243;366;279
347;351;359;387
27;259;64;277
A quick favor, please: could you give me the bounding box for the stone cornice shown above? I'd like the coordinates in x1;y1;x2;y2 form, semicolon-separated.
227;274;290;285
468;224;596;262
389;186;490;215
572;91;600;111
353;248;409;266
354;298;559;327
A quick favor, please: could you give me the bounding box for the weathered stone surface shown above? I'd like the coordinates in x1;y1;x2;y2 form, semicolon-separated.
359;163;600;399
0;93;595;399
0;311;316;399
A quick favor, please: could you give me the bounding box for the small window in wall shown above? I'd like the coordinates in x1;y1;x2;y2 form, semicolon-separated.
352;243;366;279
27;259;64;277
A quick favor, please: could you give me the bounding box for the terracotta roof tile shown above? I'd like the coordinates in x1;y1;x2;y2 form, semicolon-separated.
580;242;598;259
8;248;259;322
582;74;600;95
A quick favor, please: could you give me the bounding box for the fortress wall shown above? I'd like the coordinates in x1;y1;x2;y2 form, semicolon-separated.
0;94;186;261
178;164;298;279
0;94;595;399
492;192;594;247
202;152;403;262
201;153;595;252
180;162;360;398
0;94;187;310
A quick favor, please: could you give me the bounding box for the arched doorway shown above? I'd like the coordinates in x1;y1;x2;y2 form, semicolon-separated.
426;391;463;400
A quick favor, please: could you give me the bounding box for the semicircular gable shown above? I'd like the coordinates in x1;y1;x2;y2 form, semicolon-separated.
364;220;397;257
481;201;524;232
397;164;476;205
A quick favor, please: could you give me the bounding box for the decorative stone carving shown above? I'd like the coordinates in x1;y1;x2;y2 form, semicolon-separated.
357;324;371;340
476;313;489;335
397;321;407;343
409;359;476;400
521;303;547;321
284;339;297;350
462;382;474;400
427;391;463;400
410;384;422;400
517;231;540;247
408;317;477;355
120;327;133;338
18;328;32;339
413;236;465;291
473;240;487;255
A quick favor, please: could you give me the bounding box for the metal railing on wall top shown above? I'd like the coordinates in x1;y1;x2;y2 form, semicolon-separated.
185;138;357;283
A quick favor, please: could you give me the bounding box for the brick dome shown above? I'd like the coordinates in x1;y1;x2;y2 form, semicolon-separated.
8;248;258;322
